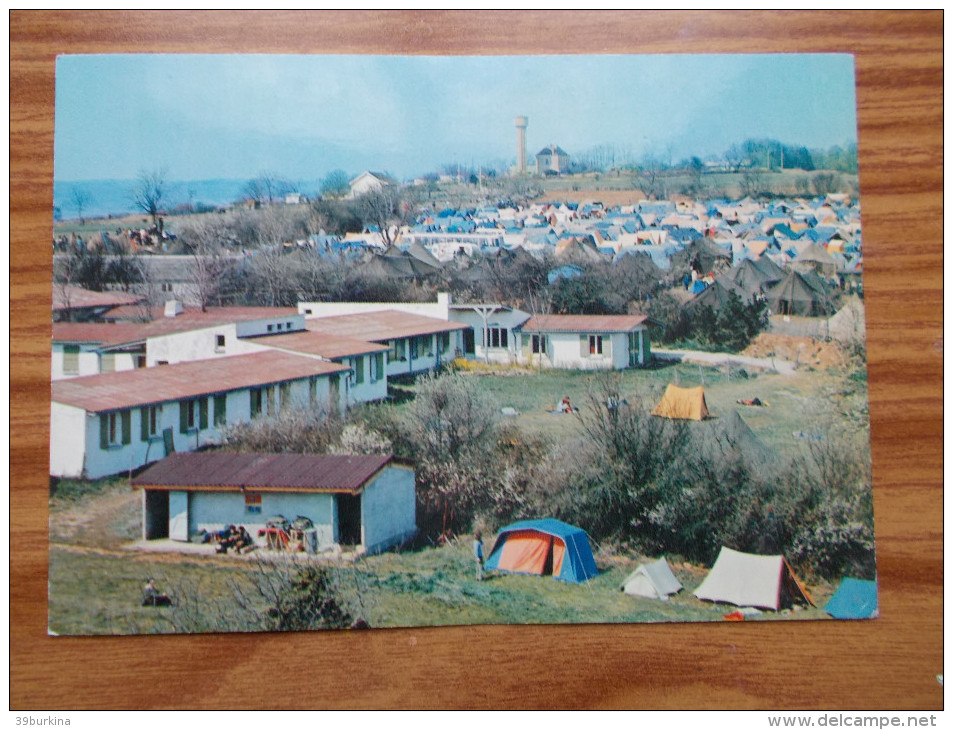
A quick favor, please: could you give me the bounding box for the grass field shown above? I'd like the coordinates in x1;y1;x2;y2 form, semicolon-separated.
48;539;834;636
47;358;860;635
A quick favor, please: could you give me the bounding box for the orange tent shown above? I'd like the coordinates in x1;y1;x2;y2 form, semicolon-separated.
651;384;711;421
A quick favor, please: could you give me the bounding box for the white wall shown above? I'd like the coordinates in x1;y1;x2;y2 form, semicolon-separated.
51;375;335;480
361;465;417;554
51;344;101;380
52;345;142;381
298;292;451;321
188;490;337;548
49;403;88;477
517;332;633;371
146;324;264;366
343;353;388;405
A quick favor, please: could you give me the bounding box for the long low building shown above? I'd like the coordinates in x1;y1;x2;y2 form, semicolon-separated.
131;451;417;555
302;310;468;377
50;351;349;480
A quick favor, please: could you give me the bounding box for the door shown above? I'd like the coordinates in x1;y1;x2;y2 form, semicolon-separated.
144;490;169;540
337;494;362;546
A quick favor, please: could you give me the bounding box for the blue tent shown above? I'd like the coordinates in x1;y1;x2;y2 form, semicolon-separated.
484;518;598;583
824;577;878;619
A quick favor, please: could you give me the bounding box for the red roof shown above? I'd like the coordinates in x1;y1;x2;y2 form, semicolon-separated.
131;452;397;494
52;322;151;348
105;305;299;325
53;285;143;311
522;314;648;333
245;330;388;360
305;311;467;342
53;307;302;346
51;351;348;412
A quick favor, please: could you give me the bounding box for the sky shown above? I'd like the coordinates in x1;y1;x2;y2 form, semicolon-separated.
54;53;858;184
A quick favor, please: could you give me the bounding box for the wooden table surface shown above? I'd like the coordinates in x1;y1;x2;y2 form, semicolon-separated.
10;11;943;710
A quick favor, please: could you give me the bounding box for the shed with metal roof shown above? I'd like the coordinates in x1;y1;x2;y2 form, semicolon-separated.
132;452;416;555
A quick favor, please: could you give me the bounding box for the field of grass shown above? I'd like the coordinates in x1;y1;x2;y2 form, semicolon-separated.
48;537;834;636
46;358;858;635
421;359;864;457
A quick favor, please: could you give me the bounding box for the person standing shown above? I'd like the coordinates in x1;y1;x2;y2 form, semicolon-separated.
473;531;485;581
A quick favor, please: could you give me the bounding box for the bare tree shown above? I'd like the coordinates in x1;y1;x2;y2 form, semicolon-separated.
69;187;92;225
357;186;403;247
176;217;234;311
638;155;668;199
131;168;169;232
243;172;295;206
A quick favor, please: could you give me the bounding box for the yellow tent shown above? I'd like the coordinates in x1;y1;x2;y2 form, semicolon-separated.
651;384;711;421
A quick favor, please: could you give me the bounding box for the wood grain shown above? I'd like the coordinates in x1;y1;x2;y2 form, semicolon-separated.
11;10;943;710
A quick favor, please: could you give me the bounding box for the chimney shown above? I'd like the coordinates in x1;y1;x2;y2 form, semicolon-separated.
164;300;183;318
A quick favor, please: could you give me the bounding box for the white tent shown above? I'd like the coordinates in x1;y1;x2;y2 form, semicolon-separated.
620;558;683;600
693;546;814;611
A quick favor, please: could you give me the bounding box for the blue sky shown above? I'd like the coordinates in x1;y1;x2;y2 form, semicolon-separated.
54;53;858;183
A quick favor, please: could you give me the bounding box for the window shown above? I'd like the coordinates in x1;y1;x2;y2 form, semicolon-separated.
389;339;405;362
245;493;262;515
276;323;283;331
213;395;227;427
250;388;263;417
279;382;292;412
179;398;208;433
215;334;226;352
100;352;116;373
419;335;433;357
267;324;274;333
439;332;450;355
589;335;604;356
63;345;79;375
409;337;418;360
140;405;160;441
353;356;364;385
369;352;385;383
100;410;130;449
487;327;508;349
135;355;146;369
304;308;313;315
532;334;547;354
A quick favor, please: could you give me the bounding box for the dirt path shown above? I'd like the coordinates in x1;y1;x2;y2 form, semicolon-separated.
49;484;141;549
654;347;798;375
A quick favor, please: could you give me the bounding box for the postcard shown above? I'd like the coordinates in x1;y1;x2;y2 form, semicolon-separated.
48;53;874;635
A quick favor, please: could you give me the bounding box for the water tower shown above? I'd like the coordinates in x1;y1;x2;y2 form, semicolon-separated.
515;116;528;174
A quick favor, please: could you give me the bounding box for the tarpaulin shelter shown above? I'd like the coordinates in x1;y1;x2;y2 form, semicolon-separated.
484;518;598;583
824;577;878;619
693;546;814;611
651;384;711;421
765;270;830;317
620;558;683;600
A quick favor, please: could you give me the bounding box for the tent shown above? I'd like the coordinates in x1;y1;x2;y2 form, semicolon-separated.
764;270;830;317
651;384;711;421
824;577;878;619
706;410;778;468
484;518;598;583
620;558;683;600
693;546;814;610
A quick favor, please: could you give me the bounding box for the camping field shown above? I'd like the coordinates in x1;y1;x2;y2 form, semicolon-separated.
48;357;864;634
394;357;867;458
48;533;836;636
